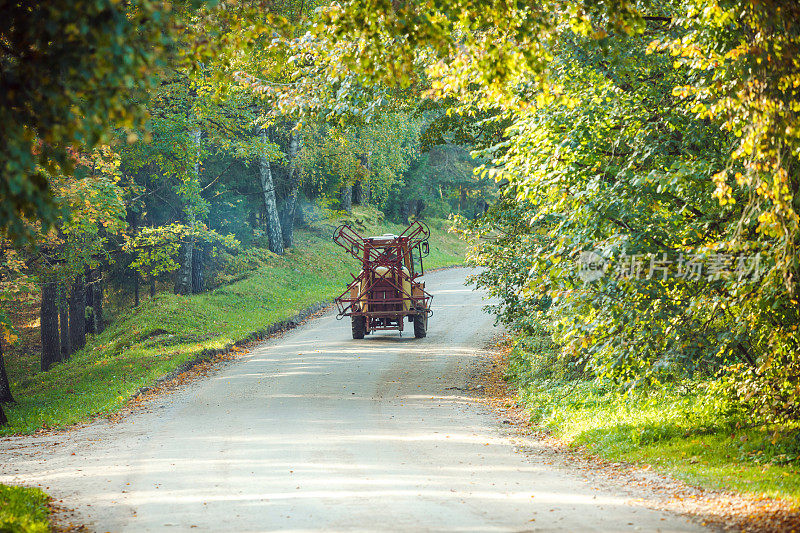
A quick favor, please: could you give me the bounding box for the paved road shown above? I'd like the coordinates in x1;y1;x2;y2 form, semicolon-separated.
0;268;708;532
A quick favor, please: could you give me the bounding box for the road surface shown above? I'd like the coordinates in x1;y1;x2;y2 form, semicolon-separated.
0;268;708;532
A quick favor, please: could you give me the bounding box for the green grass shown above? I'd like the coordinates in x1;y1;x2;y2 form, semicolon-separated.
1;212;467;435
0;484;50;533
506;328;800;507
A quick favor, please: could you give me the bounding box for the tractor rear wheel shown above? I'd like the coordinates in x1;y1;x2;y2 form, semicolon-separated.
352;315;366;339
413;312;427;338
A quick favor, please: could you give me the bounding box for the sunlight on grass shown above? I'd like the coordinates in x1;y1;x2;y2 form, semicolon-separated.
506;328;800;507
0;484;50;533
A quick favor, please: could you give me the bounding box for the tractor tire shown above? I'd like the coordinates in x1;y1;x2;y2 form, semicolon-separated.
352;315;366;339
413;312;427;338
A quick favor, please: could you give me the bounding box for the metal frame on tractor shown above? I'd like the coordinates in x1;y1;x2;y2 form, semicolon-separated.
333;220;433;339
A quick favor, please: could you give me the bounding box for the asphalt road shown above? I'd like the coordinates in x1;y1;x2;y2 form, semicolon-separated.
0;268;709;532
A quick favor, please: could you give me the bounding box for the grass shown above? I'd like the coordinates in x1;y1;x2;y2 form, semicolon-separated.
1;211;467;435
0;484;50;533
504;323;800;507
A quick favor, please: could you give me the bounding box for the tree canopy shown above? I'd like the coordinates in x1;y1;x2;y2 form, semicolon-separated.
0;0;216;240
1;0;798;428
306;0;800;421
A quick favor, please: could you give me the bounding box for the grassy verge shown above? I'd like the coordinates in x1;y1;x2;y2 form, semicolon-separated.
505;323;800;507
1;212;466;435
0;484;50;533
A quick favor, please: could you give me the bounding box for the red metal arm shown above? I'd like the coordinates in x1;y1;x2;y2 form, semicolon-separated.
398;220;430;249
333;225;367;260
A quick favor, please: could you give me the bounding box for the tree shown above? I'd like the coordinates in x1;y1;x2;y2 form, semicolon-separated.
281;126;302;248
67;275;86;354
174;126;205;296
258;130;284;254
28;146;128;366
394;143;491;221
314;0;800;420
0;0;211;243
0;332;10;426
58;284;71;359
0;337;13;404
661;0;800;419
86;267;105;334
40;281;61;372
0;248;30;404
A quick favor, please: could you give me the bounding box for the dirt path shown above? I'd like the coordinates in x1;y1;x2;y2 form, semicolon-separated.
0;269;710;532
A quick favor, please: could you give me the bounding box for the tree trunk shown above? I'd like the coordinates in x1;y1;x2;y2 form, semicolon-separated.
475;198;488;219
0;280;14;424
146;210;157;299
353;181;364;205
281;126;301;249
399;201;409;224
295;202;309;228
280;201;295;249
91;267;104;334
412;199;426;219
174;241;194;295
41;281;61;371
68;275;86;352
340;183;353;213
131;211;140;307
259;130;284;255
192;244;205;294
58;284;71;359
363;179;371;205
134;270;140;307
85;268;95;334
175;128;202;295
360;153;372;205
0;338;14;403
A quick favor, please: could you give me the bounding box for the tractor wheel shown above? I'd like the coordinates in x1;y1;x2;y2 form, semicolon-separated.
352;316;366;339
413;312;427;338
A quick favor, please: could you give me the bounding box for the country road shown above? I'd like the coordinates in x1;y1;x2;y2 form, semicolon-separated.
0;268;709;532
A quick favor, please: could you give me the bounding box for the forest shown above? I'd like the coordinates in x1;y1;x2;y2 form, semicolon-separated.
1;0;799;528
0;0;491;426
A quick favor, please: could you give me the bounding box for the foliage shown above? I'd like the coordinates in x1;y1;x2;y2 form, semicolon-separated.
430;3;800;422
296;113;422;207
394;143;491;220
0;146;130;337
124;224;239;278
42;147;129;284
476;24;753;384
657;0;800;424
0;484;50;533
456;197;550;334
235;4;390;122
295;123;365;199
0;248;34;344
0;0;213;241
3;0;796;457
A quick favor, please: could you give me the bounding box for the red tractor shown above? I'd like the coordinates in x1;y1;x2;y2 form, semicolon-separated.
333;221;433;339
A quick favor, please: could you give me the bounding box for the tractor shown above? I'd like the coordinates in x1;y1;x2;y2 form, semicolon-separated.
333;220;433;339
